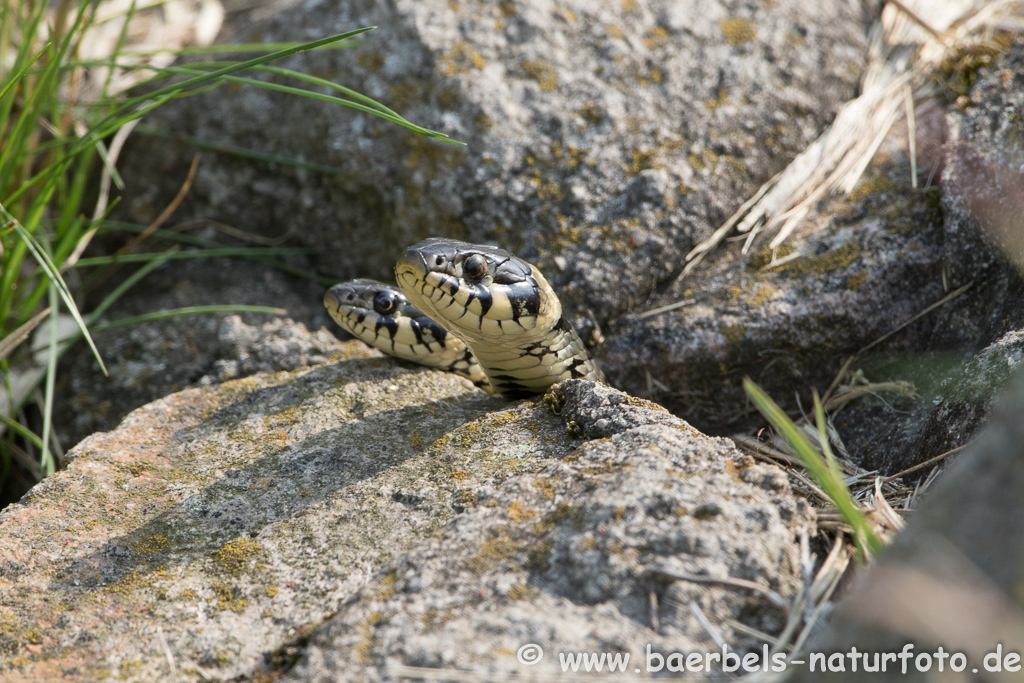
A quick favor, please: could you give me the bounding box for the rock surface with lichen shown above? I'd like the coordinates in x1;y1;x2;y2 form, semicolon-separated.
601;37;1024;463
120;0;867;328
286;381;810;681
0;358;811;680
51;0;867;488
76;2;1024;475
820;39;1024;476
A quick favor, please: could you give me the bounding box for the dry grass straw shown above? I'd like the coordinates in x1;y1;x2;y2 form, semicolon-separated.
682;0;1024;276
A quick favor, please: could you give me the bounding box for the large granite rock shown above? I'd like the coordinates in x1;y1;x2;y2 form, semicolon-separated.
51;0;879;496
0;360;811;681
286;381;811;680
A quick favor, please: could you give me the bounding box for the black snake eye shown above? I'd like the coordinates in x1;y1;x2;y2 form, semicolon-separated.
434;255;445;267
463;254;488;281
373;291;397;315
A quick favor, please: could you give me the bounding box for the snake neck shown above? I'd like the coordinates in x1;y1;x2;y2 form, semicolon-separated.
467;316;605;399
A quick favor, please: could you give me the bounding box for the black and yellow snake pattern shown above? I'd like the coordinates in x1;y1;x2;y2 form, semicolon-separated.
323;278;487;387
325;239;604;398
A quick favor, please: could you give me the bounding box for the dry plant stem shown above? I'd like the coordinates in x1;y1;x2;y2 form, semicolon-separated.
124;153;200;251
811;534;848;601
0;307;51;361
646;569;789;611
767;582;807;662
676;0;1010;285
648;591;659;632
860;281;973;356
885;0;950;44
870;478;907;531
903;84;918;188
732;434;797;466
177;653;213;681
822;281;974;402
156;626;177;681
169;218;297;246
689;601;727;649
681;169;781;273
882;443;968;483
790;565;846;657
822;380;915;412
633;298;694;320
64;119;141;270
82;154;201;295
909;464;943;508
726;618;782;647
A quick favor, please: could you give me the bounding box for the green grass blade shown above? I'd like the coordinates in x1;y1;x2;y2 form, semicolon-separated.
175;69;453;140
0;415;44;450
94;27;378;134
813;393;844;483
0;307;51;362
0;44;58;178
7;28;379;207
91;305;286;333
76;53;456;141
98;222;340;285
120;40;366;57
86;247;180;324
133;125;348;174
100;0;138;101
743;378;883;561
253;65;408;120
4;214;107;375
96;60;456;141
0;41;49;102
72;246;312;267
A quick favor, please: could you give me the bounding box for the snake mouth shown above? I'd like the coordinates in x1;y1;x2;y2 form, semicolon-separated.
395;249;428;280
324;287;341;309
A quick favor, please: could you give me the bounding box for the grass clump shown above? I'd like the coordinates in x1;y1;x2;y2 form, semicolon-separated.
744;378;883;562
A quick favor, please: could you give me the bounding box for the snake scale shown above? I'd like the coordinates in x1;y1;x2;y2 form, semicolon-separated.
324;238;605;398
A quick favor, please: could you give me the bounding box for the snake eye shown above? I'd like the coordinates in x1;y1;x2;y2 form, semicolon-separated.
373;291;398;315
463;254;488;281
434;255;445;267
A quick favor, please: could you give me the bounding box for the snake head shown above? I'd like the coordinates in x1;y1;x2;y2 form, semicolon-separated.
324;278;449;347
395;238;560;343
325;278;418;320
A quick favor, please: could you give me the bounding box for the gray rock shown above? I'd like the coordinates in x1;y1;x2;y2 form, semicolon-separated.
54;258;337;448
601;37;1024;469
118;0;867;324
50;0;871;494
284;381;811;681
0;364;809;681
601;155;948;435
854;328;1024;477
825;39;1024;476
